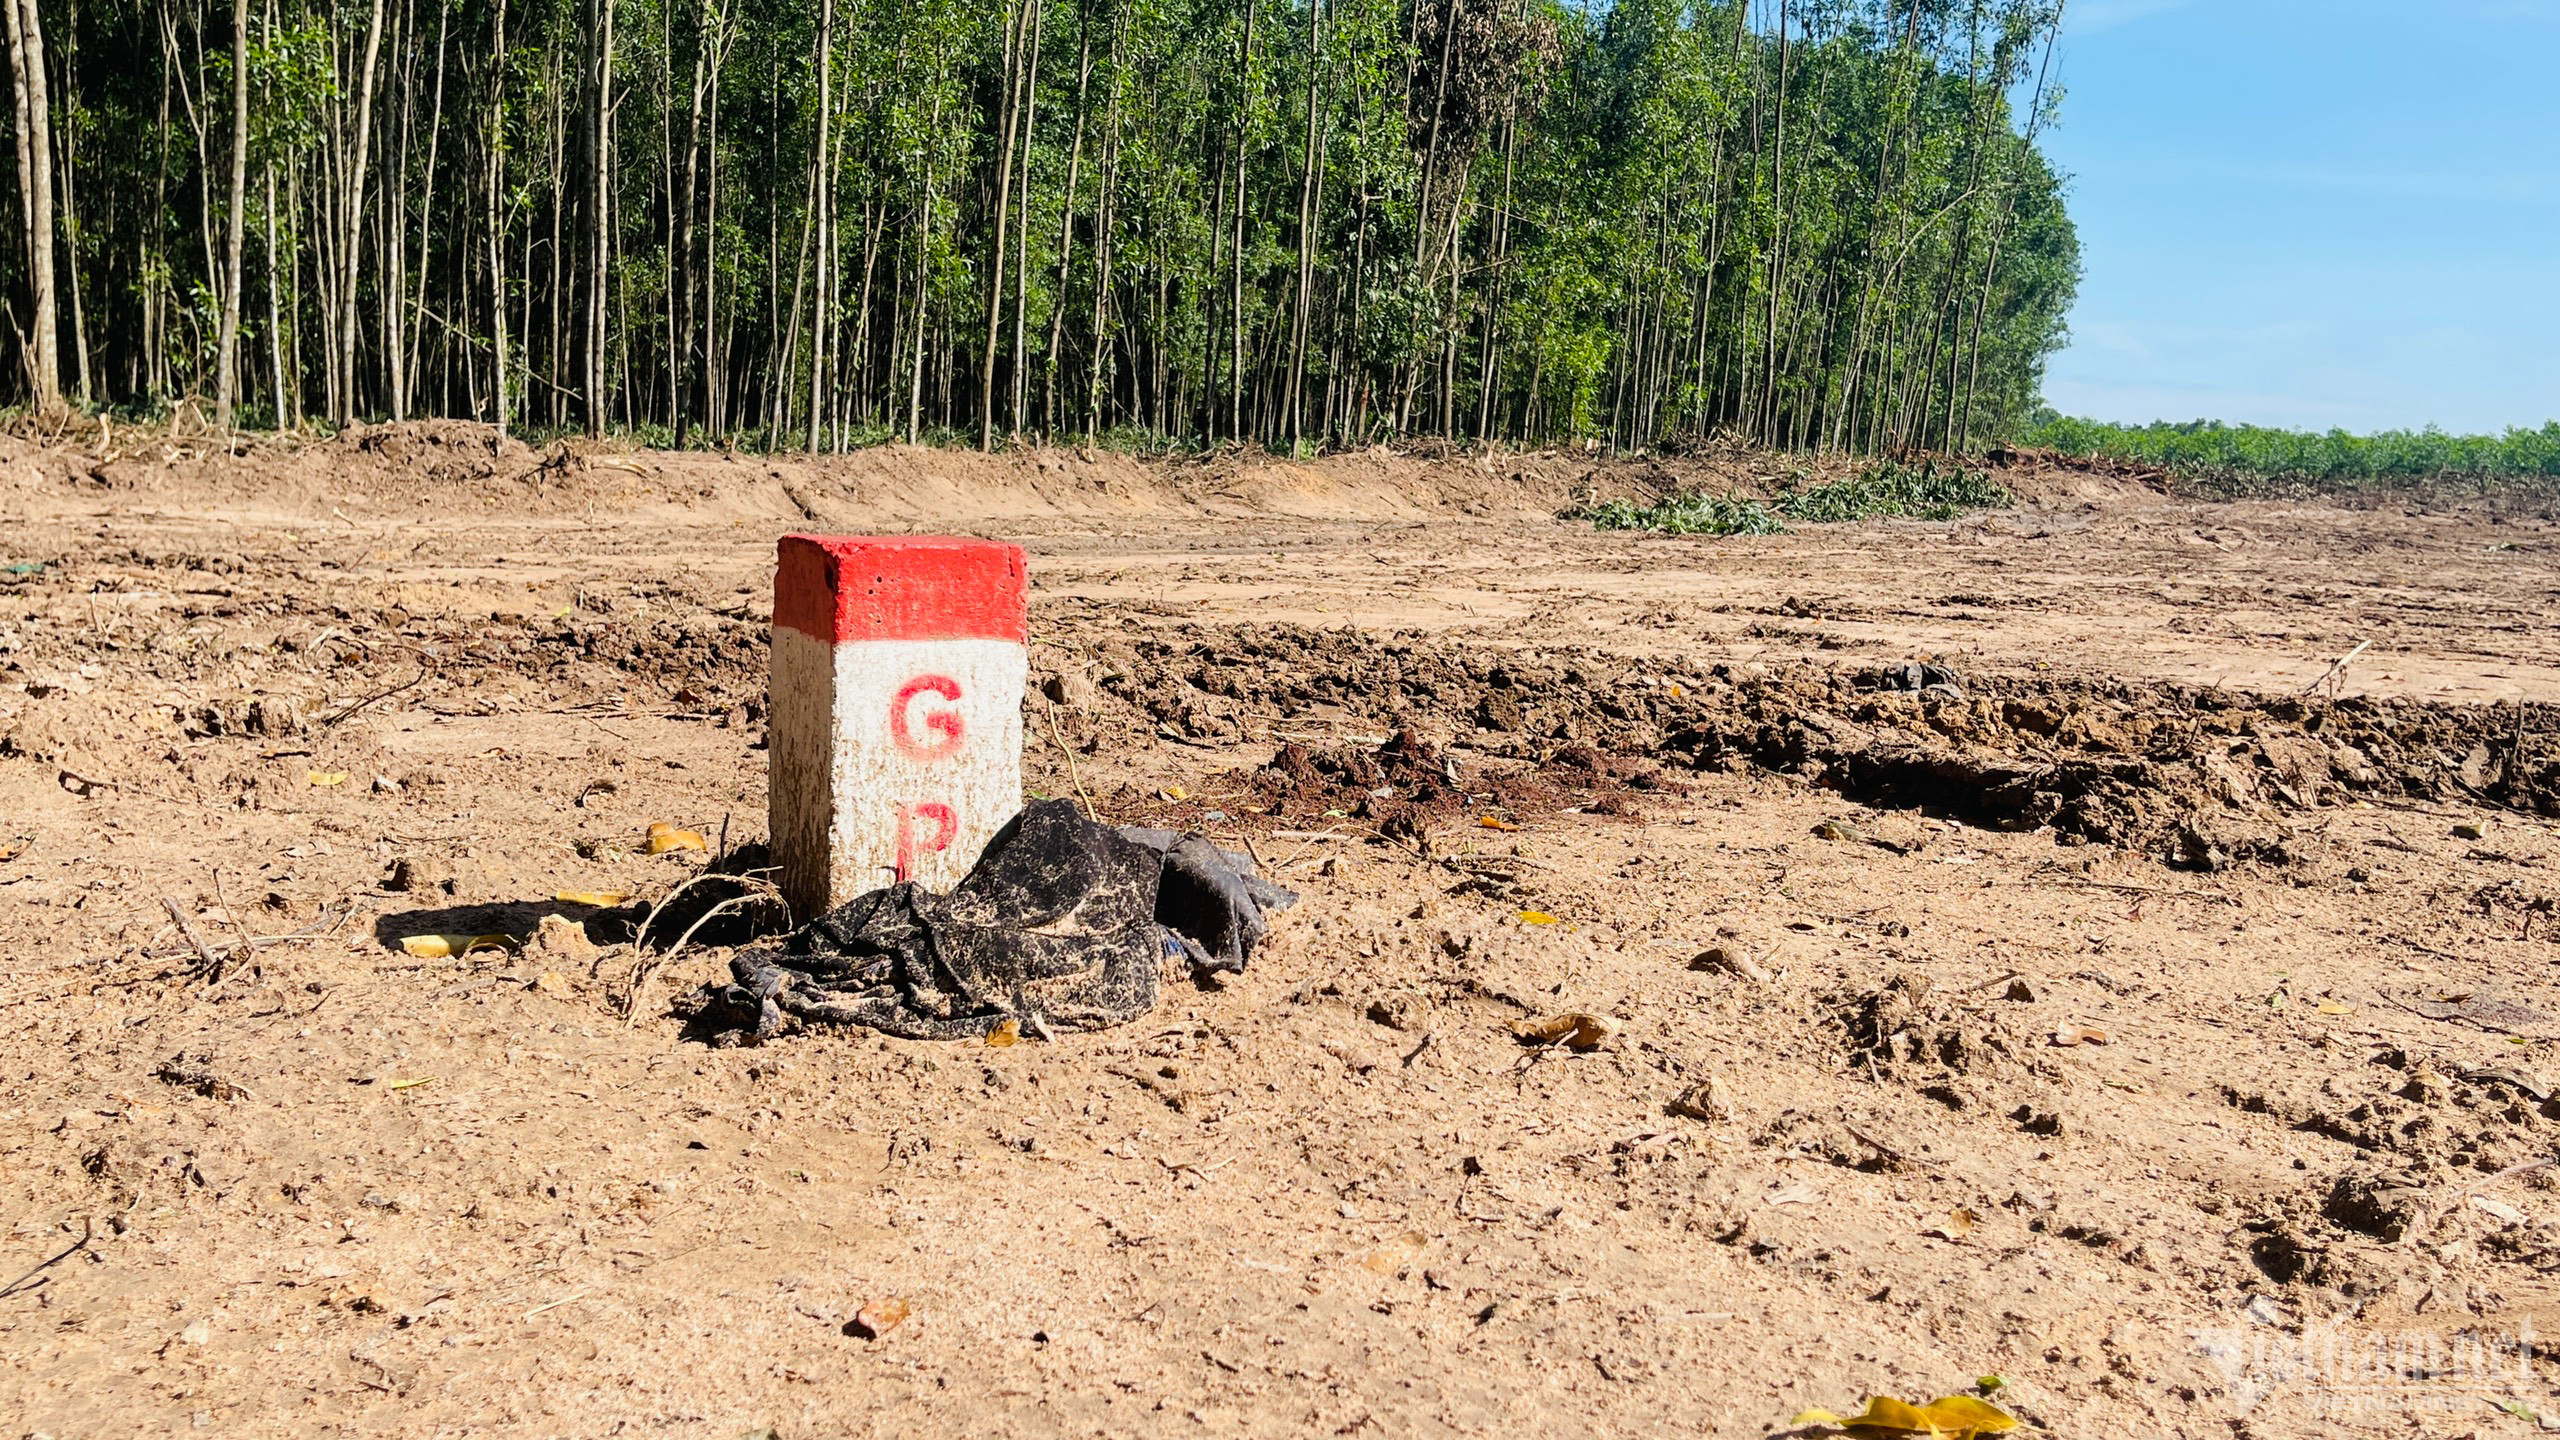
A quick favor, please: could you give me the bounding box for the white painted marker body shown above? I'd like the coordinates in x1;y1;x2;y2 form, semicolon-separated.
768;535;1029;917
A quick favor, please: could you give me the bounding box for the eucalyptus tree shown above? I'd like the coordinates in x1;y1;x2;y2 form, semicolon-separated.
0;0;2074;455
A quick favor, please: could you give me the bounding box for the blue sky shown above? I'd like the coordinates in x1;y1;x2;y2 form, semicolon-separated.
2036;0;2560;432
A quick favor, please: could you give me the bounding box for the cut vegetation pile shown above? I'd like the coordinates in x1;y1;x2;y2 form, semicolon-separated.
1576;459;2012;535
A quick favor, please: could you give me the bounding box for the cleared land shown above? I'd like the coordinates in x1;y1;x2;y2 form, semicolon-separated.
3;424;2558;1437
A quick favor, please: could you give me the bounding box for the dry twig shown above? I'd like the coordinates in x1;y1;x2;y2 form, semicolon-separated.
2302;639;2372;697
1042;694;1097;822
162;896;227;980
211;870;257;972
319;665;431;728
623;869;788;1024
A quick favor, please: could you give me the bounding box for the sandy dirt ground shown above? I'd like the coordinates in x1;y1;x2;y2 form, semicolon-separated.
3;423;2559;1438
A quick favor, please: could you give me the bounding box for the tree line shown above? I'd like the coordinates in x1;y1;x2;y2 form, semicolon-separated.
1;0;2076;454
2024;415;2560;492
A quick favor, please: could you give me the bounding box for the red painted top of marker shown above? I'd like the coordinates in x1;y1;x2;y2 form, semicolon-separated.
773;534;1029;646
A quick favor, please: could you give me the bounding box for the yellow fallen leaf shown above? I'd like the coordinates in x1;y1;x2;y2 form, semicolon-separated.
2316;1000;2353;1016
0;834;29;862
553;889;632;908
1792;1393;2018;1438
1509;1012;1619;1051
307;770;350;787
643;822;707;855
1358;1231;1428;1276
985;1018;1021;1048
387;1077;434;1091
848;1296;910;1339
1518;910;1559;926
1922;1207;1980;1242
399;933;517;959
1667;1076;1731;1121
1478;815;1518;831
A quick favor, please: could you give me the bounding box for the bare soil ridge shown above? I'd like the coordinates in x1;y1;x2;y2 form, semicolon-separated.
1;420;2178;527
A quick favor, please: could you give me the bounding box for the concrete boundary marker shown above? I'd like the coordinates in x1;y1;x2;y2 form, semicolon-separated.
768;533;1028;917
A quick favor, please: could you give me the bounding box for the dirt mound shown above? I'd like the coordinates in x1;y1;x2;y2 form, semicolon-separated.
2217;1046;2560;1290
332;419;532;470
4;420;2173;530
1070;622;2560;870
0;564;772;792
1257;731;1463;829
16;430;1637;526
1982;444;2182;506
91;592;2511;877
1235;728;1667;838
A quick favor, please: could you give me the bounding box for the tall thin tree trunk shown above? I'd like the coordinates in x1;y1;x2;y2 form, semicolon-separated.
1284;0;1320;450
906;81;945;442
1009;0;1040;439
7;0;60;410
381;0;419;422
804;0;833;452
399;0;451;421
487;0;509;432
213;0;249;427
583;0;615;433
671;3;705;445
1198;154;1225;441
976;0;1026;451
1756;0;1789;443
54;0;84;400
699;3;730;437
1082;13;1120;440
337;0;386;424
4;0;36;396
266;162;288;420
1227;0;1254;443
1041;11;1090;437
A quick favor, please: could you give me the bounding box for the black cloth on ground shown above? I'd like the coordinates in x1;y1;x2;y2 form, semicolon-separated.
714;799;1294;1040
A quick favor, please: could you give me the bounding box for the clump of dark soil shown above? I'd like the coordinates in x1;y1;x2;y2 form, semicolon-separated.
1258;731;1461;826
1827;971;2038;1089
2322;1169;2426;1242
1253;732;1459;844
1227;729;1677;843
